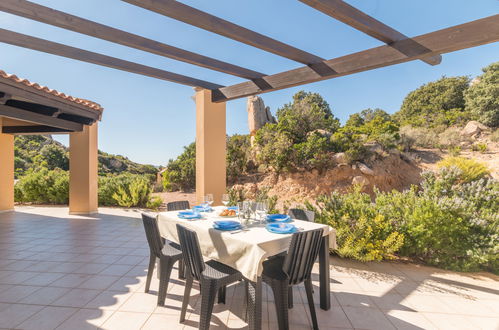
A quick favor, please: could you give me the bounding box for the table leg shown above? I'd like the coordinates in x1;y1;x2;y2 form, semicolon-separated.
247;278;262;330
319;235;331;310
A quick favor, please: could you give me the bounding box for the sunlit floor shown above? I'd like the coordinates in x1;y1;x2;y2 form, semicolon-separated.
0;206;498;330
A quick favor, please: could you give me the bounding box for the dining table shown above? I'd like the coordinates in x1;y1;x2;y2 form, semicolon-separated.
157;206;336;330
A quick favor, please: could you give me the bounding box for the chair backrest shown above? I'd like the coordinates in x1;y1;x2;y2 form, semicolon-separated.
141;213;164;258
176;224;205;281
167;200;191;211
288;208;315;222
283;228;324;285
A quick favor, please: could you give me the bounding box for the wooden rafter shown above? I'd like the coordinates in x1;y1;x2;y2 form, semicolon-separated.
213;14;499;102
122;0;335;75
1;125;72;134
0;0;265;80
299;0;442;66
0;28;223;90
0;103;83;131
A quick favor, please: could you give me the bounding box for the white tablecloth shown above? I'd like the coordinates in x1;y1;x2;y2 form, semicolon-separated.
157;206;336;282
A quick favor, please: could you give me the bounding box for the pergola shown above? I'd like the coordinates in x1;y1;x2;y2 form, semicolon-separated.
0;69;102;214
0;0;498;213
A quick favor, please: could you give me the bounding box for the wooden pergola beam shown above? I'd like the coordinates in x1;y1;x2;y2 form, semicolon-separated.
0;0;265;80
213;14;499;102
0;28;223;90
1;125;71;134
299;0;442;66
0;103;83;131
122;0;332;74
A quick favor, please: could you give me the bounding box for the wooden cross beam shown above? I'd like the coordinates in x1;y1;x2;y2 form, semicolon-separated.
122;0;336;76
0;28;223;90
212;14;499;102
0;0;265;80
299;0;442;66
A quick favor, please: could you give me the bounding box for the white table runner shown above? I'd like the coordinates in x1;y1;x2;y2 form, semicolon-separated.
157;206;336;282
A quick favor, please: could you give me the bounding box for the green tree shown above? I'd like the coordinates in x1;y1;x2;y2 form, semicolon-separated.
465;62;499;127
226;134;250;183
394;76;471;127
163;142;196;191
275;91;340;142
40;144;69;170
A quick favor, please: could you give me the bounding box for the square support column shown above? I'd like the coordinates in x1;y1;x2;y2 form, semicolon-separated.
0;118;14;212
195;89;226;205
69;123;98;214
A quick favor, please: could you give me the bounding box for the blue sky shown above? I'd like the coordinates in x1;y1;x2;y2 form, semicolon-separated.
0;0;497;166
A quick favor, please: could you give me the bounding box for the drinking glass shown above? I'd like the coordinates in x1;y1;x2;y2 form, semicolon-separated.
256;201;269;224
205;194;214;207
238;202;246;225
222;194;229;207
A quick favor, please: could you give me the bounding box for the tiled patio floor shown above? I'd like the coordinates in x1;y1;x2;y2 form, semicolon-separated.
0;206;498;330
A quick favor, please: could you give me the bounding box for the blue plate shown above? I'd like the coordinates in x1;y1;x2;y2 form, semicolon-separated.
227;206;239;211
178;211;202;220
213;220;241;231
266;214;291;223
193;205;213;212
266;223;297;234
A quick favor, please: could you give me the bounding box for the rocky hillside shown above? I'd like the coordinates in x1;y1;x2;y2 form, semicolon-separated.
14;135;157;177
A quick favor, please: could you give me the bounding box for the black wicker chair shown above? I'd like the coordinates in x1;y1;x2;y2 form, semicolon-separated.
288;208;315;222
141;213;183;306
176;224;244;330
263;228;324;330
167;200;191;211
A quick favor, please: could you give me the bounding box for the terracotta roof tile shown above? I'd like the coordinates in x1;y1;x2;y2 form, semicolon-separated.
0;69;103;112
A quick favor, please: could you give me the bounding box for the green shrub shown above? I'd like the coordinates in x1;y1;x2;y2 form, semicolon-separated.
227;134;250;183
399;126;438;150
293;132;333;171
437;157;489;183
394;76;471;128
255;186;278;214
15;168;69;204
310;187;405;261
448;146;461;156
163;142;196;191
99;173;157;208
472;142;488;153
465;62;499;127
490;129;499;142
146;196;163;210
227;186;246;206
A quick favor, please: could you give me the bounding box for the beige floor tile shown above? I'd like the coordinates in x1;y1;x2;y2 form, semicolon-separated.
371;293;415;312
100;264;135;276
466;316;499;330
387;310;437;330
19;286;70;305
78;275;121;290
85;290;134;310
100;311;150;330
17;306;78;330
141;313;184;330
438;296;498;317
315;305;353;329
51;288;102;308
51;273;92;288
0;284;42;303
0;303;44;328
343;306;396;330
56;308;114;330
334;291;376;308
119;292;159;313
421;312;479;330
401;294;456;314
106;275;146;293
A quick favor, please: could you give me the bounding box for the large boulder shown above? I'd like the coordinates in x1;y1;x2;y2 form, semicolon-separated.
247;96;276;136
358;162;375;176
352;175;369;186
461;121;488;137
332;152;348;165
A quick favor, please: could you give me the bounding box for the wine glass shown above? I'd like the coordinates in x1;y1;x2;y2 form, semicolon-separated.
204;194;214;207
222;194;229;207
256;201;269;224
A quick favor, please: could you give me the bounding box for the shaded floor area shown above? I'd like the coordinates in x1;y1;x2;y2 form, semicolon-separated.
0;206;498;329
